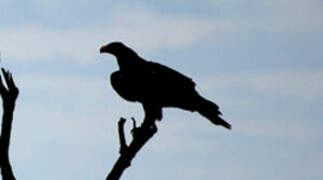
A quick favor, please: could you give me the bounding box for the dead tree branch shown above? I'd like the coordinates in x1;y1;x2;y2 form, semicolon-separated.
106;116;157;180
0;68;19;180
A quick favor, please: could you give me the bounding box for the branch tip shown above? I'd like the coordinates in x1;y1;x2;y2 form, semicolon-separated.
118;118;128;154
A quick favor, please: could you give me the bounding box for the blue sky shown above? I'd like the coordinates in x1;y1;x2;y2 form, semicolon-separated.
1;0;322;179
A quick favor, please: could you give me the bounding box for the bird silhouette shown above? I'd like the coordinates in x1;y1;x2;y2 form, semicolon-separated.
100;42;231;129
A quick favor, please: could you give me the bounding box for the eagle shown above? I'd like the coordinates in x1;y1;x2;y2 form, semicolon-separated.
100;42;231;129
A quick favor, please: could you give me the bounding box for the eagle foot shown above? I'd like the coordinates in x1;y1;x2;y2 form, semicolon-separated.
131;123;157;138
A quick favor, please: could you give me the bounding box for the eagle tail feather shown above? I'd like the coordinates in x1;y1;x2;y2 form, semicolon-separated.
196;96;231;130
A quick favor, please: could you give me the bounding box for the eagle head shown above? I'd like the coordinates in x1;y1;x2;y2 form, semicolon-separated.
100;42;130;57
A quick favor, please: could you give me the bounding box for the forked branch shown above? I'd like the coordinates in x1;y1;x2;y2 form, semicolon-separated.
106;116;157;180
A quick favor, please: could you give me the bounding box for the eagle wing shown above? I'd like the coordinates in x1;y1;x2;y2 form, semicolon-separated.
138;61;198;107
146;61;196;89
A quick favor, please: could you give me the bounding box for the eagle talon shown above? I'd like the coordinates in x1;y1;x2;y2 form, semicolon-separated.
130;117;138;136
131;123;157;137
131;126;143;137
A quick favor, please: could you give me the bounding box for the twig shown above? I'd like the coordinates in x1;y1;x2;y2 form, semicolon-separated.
0;68;19;180
118;118;127;154
106;116;157;180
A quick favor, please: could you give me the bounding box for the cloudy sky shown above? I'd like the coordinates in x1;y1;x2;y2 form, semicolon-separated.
1;0;322;179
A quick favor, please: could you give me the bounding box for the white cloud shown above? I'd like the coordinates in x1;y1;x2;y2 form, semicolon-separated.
196;69;323;141
2;1;321;64
235;119;319;140
0;7;221;64
9;72;139;176
11;71;146;146
200;69;323;101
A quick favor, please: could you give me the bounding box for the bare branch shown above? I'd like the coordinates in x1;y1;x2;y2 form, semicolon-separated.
118;118;127;154
106;116;157;180
0;68;18;180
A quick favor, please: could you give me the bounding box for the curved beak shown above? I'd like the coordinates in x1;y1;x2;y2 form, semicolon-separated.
100;45;107;54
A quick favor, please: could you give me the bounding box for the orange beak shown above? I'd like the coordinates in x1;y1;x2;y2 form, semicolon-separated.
100;45;107;53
